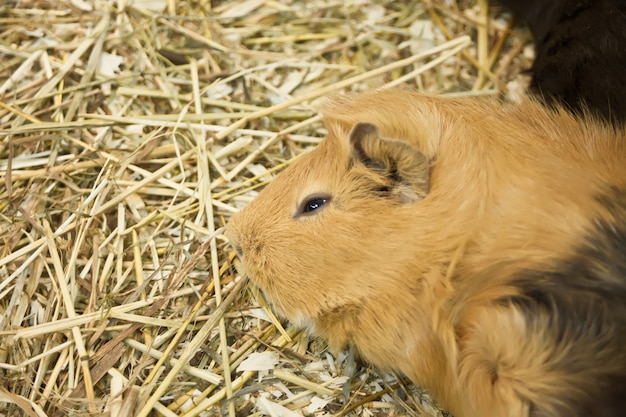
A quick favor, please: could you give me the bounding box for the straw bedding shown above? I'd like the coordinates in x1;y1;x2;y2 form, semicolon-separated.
0;1;531;415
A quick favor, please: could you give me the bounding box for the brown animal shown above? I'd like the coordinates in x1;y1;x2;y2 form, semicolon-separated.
226;89;626;417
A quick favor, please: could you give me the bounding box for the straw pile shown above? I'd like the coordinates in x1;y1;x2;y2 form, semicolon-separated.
0;0;532;415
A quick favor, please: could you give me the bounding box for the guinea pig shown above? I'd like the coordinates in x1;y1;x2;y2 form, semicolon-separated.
497;0;626;123
226;88;626;417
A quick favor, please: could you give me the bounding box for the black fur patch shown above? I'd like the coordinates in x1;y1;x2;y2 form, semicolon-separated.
499;187;626;417
498;0;626;123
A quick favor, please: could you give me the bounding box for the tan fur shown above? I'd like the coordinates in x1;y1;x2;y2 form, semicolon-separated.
227;89;626;417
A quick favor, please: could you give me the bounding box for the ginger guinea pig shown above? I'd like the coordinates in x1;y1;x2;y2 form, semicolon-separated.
226;89;626;417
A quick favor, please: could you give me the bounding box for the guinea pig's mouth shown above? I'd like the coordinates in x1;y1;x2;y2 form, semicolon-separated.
230;248;247;276
230;236;243;254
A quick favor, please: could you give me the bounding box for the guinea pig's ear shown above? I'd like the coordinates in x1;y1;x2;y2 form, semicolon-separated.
349;122;430;204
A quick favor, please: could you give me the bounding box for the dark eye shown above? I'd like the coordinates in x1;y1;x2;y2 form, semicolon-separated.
304;198;328;212
297;194;331;217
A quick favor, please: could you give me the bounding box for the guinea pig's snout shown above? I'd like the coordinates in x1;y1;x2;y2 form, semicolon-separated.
225;226;253;279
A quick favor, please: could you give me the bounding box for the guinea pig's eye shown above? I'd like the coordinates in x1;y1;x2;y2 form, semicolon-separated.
297;194;331;217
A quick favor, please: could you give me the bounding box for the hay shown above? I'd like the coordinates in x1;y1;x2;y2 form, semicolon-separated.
0;0;532;415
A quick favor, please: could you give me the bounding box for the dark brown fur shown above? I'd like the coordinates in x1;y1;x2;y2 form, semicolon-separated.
227;89;626;417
